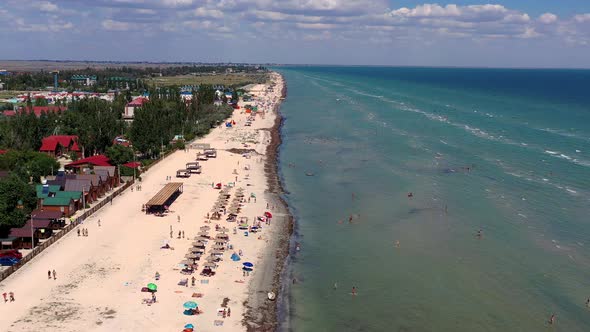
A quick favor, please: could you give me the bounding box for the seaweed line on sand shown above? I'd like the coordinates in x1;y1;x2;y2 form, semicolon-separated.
242;75;293;332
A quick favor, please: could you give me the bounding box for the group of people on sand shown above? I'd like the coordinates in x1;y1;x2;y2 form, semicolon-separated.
2;292;15;303
47;269;57;280
77;228;89;237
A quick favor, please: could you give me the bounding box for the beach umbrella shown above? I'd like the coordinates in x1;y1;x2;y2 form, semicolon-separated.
198;231;209;237
180;260;191;265
242;267;253;272
243;262;254;268
183;301;198;309
211;249;224;255
184;323;194;329
231;253;241;261
220;227;229;232
192;241;204;245
204;262;216;268
185;253;198;259
264;212;272;218
147;283;158;291
197;236;209;241
200;226;210;231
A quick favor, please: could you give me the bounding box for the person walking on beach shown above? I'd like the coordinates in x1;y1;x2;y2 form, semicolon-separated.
52;269;56;280
48;270;52;279
227;307;231;317
182;231;185;238
191;276;196;286
2;292;7;303
9;291;14;302
98;219;101;227
177;215;181;223
77;228;80;236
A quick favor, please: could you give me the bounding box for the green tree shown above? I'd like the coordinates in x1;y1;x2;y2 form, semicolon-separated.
105;144;134;165
0;174;36;237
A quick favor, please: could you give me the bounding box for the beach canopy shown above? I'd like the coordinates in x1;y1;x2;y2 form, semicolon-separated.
231;253;241;261
147;283;158;291
183;301;198;309
200;226;210;231
264;212;272;218
243;262;254;268
184;324;194;329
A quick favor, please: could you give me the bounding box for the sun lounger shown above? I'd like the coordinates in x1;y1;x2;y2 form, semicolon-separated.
178;278;189;286
214;320;224;326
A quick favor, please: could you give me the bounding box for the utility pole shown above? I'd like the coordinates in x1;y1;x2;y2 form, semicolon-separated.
31;214;35;250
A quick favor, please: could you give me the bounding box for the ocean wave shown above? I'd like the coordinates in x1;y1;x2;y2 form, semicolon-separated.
536;127;590;141
344;86;590;169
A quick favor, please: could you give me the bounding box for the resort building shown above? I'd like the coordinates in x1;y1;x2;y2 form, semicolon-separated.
39;135;81;158
123;97;149;121
70;75;97;86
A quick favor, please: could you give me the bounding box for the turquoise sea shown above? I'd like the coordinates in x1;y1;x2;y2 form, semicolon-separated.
275;67;590;331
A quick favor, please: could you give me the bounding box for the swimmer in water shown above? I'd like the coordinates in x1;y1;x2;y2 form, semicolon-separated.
586;298;589;308
333;282;338;289
352;286;357;296
349;215;353;223
548;314;556;325
477;229;483;239
395;240;400;248
407;192;413;198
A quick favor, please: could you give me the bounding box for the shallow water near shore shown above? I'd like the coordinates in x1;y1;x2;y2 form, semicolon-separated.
275;67;590;331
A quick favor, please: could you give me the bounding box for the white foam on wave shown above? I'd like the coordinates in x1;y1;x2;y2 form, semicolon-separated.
545;150;558;155
576;149;581;153
537;127;590;141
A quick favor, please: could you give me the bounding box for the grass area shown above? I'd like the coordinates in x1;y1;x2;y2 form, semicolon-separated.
0;91;24;99
146;73;269;88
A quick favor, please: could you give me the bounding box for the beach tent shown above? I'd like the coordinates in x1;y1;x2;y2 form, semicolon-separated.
231;253;240;261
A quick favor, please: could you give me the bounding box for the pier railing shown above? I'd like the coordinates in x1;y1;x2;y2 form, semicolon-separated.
0;180;134;282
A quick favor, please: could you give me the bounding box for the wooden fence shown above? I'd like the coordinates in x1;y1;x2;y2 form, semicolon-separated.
0;180;133;282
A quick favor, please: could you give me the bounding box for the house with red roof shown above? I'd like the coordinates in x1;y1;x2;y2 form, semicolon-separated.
39;135;81;158
123;97;148;121
2;106;68;118
65;155;111;169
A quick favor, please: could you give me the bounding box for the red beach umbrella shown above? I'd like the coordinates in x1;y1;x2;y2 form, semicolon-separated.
264;212;272;218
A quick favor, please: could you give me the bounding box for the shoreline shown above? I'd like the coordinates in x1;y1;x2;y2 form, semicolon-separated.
243;75;293;331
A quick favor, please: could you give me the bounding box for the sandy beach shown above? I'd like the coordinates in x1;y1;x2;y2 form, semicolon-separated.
0;72;288;332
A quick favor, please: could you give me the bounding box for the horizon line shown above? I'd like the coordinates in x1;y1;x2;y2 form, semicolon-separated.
0;59;589;71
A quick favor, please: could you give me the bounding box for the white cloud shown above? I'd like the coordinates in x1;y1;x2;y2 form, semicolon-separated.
194;7;224;19
538;13;557;24
574;14;590;23
36;1;59;12
102;19;130;31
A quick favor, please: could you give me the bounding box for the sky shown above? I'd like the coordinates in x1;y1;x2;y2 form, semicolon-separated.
0;1;590;68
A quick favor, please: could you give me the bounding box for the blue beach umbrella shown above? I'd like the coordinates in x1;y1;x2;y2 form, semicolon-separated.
183;301;198;309
242;267;253;272
243;262;253;268
184;323;194;329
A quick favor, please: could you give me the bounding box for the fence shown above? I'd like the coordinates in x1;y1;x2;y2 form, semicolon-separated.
0;180;134;282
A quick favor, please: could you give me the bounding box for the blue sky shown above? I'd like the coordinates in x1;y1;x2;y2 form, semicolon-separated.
1;1;589;67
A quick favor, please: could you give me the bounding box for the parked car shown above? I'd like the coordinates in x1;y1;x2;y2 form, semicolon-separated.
0;257;20;266
0;249;22;260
